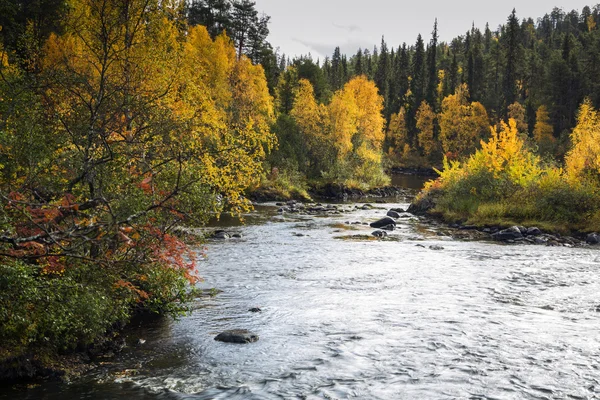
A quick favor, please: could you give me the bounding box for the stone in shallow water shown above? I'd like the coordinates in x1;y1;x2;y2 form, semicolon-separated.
370;217;396;229
387;210;401;219
372;230;387;238
214;330;259;344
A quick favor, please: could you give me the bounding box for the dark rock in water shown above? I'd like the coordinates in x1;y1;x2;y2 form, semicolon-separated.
526;227;542;236
231;233;243;239
370;217;396;229
380;224;396;231
390;208;405;213
586;233;600;244
213;231;230;240
275;202;285;206
492;226;523;241
214;329;259;344
249;307;262;313
387;210;401;219
429;245;445;251
372;230;388;238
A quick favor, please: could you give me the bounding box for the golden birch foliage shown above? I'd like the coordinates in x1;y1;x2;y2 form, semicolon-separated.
344;76;385;148
439;84;490;159
433;119;542;201
327;76;385;156
478;119;542;186
565;99;600;182
386;107;409;155
533;105;556;156
416;101;436;156
328;85;359;156
290;79;324;138
40;0;274;216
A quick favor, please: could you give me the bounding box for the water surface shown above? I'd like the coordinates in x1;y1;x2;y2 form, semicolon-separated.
3;178;600;400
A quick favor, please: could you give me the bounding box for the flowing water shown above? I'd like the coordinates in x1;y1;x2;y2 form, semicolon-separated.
3;176;600;399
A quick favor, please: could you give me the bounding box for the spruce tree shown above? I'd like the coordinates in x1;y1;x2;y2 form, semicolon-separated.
425;20;439;109
502;9;521;115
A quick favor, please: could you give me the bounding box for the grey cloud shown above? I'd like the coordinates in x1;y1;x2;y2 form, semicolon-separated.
291;38;373;58
332;22;361;33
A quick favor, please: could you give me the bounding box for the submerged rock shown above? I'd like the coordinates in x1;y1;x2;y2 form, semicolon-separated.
372;230;388;238
214;330;259;344
370;217;396;229
248;307;262;313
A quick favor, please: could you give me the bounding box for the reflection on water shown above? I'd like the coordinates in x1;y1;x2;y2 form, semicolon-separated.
3;176;600;400
390;173;433;190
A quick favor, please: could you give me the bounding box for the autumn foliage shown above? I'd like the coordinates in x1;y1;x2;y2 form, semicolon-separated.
0;0;274;360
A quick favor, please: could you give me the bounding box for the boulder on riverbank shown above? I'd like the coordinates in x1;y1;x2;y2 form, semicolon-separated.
587;233;600;244
492;226;524;241
214;329;259;344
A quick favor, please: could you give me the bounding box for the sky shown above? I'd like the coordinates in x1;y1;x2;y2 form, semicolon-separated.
253;0;595;60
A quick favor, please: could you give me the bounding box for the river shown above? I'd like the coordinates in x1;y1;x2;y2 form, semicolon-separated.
2;175;600;399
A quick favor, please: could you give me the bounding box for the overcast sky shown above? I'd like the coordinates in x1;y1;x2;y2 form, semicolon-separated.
253;0;594;60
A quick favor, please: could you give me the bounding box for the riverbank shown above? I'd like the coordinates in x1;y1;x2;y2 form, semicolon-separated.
408;188;600;247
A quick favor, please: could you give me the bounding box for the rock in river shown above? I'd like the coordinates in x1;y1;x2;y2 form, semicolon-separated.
587;233;600;245
387;210;401;219
213;230;230;240
492;226;523;241
214;329;259;344
370;217;396;229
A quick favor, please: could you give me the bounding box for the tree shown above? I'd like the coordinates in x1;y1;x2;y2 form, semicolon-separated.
416;101;437;157
355;48;364;76
425;20;439;109
502;9;521;115
187;0;271;64
386;107;410;157
439;84;490;159
533;105;556;156
289;79;330;176
188;0;232;37
565;99;600;182
508;102;529;134
0;0;276;356
374;37;390;116
326;76;388;187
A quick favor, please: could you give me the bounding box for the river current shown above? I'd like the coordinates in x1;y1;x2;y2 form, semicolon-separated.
3;176;600;399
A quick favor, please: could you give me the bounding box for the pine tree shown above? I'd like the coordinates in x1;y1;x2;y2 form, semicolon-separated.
425;19;439;109
375;37;390;117
502;9;521;116
355;48;364;76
